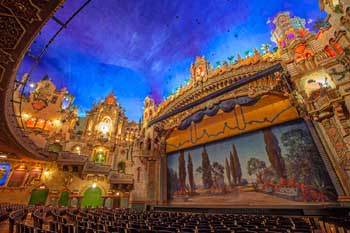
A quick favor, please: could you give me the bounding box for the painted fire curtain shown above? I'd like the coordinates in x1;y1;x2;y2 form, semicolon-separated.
167;120;337;205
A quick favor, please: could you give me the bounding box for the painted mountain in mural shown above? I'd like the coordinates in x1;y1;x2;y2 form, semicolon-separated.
167;120;337;205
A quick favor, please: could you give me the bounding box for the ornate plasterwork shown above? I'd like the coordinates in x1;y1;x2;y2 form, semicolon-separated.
322;118;350;166
155;58;282;120
156;71;290;131
0;14;25;50
1;0;42;23
0;48;14;64
0;0;41;83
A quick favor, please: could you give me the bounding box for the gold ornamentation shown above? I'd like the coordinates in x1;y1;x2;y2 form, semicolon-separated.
322;118;350;167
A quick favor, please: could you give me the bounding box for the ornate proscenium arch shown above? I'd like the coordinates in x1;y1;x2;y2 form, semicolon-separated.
149;63;291;129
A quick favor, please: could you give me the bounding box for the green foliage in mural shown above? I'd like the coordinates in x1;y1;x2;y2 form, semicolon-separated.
196;146;213;189
263;128;286;178
247;158;266;183
178;151;186;192
225;158;232;187
280;129;324;185
231;144;242;184
167;168;179;199
187;153;196;193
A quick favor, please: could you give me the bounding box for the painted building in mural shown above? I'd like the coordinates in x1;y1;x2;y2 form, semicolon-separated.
0;0;349;208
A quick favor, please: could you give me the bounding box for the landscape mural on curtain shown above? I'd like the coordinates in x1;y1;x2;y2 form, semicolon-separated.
167;120;337;205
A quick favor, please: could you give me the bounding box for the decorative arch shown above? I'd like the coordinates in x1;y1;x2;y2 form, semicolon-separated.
117;161;126;173
81;186;103;208
80;183;106;197
92;146;108;163
299;69;335;97
58;191;70;207
28;184;49;206
98;116;112;134
71;144;82;155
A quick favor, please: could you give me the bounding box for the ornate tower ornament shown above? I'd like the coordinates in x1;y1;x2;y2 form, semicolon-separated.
190;56;209;85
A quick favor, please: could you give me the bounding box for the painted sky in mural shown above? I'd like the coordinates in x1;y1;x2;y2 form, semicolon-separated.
17;0;326;120
167;121;336;204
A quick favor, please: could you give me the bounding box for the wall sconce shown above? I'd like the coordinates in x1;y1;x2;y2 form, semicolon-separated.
43;169;50;176
92;182;97;188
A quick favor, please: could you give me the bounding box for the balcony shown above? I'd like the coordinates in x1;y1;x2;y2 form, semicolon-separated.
82;161;111;175
108;171;134;185
56;152;87;166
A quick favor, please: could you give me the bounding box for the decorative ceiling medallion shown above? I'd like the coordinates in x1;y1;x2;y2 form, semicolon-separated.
1;0;42;23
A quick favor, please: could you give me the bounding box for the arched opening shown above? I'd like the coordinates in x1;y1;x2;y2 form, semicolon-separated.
58;191;70;207
81;187;103;208
72;145;82;155
29;186;49;206
118;161;126;173
104;197;113;208
92;147;108;164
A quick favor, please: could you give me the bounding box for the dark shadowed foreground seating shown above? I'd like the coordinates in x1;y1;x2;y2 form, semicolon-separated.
0;204;349;233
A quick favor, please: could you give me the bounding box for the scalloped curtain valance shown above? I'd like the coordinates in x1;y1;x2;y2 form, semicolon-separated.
178;96;260;130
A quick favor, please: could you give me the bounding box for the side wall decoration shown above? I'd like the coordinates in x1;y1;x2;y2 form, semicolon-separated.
167;120;337;206
0;163;11;187
7;166;27;188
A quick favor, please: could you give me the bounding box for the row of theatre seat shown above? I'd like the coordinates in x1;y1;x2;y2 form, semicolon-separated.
1;203;349;233
0;203;27;222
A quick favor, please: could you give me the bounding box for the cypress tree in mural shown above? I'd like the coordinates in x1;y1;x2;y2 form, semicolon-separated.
230;151;236;185
187;153;196;193
178;151;186;192
263;128;286;178
225;158;232;187
201;146;213;189
232;144;242;184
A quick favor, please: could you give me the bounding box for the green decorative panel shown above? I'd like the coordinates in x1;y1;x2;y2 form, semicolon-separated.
29;189;49;205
